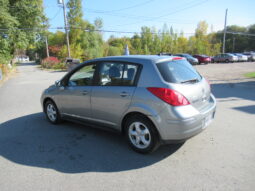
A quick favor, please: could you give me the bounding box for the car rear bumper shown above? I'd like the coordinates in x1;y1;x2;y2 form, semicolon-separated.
149;94;216;142
202;60;211;64
230;58;238;62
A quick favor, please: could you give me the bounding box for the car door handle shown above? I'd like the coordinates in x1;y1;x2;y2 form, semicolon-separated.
82;91;88;95
120;92;129;97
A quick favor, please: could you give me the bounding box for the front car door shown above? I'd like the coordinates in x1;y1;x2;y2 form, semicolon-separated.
91;61;140;129
57;63;96;119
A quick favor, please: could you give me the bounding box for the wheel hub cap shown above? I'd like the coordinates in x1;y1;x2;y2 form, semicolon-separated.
47;104;57;121
128;122;151;149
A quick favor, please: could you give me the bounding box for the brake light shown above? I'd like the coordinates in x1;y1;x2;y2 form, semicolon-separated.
173;57;183;60
147;87;190;106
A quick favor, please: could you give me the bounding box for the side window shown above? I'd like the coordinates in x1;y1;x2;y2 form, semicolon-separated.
122;64;138;86
98;62;138;86
68;64;95;86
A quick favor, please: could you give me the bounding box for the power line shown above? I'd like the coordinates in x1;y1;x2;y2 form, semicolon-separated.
154;0;209;19
86;0;155;13
84;10;196;25
0;27;254;37
48;7;62;21
0;26;194;35
226;31;255;36
108;0;209;27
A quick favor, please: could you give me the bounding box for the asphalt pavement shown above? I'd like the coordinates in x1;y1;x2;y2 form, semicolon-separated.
0;62;255;191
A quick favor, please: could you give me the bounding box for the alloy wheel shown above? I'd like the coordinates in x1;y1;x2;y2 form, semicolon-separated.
46;103;57;122
128;122;151;149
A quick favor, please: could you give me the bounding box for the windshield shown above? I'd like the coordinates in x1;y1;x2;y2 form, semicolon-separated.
157;59;202;83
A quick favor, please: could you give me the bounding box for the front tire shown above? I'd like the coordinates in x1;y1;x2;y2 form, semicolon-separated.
125;115;160;154
44;100;61;124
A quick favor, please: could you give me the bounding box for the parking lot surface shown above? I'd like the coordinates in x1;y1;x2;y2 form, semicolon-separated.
0;62;255;191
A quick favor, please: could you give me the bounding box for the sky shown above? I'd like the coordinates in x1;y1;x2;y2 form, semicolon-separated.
43;0;255;40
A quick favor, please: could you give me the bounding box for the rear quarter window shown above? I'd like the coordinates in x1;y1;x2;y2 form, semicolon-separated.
156;59;202;83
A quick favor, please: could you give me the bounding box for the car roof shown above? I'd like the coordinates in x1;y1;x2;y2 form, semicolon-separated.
85;55;182;64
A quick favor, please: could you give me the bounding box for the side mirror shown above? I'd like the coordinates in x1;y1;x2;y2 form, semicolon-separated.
55;80;60;86
55;80;65;90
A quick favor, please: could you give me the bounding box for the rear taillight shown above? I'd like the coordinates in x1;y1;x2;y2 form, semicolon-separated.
147;87;190;106
173;57;183;60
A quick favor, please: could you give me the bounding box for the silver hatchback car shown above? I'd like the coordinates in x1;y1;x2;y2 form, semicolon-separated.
41;55;216;153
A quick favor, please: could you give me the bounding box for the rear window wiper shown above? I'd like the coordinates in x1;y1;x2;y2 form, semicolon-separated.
181;78;199;84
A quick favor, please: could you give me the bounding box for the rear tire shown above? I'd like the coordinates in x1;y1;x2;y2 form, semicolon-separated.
125;115;160;154
44;100;62;124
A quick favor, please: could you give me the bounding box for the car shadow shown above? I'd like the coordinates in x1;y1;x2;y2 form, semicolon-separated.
211;80;255;102
16;62;38;66
211;80;255;114
0;113;183;173
232;105;255;114
49;70;67;73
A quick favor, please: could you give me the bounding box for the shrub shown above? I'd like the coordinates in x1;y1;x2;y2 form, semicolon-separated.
41;57;67;70
52;62;67;70
41;56;60;67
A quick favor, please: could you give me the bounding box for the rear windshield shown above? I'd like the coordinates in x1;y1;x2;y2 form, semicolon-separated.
157;59;202;83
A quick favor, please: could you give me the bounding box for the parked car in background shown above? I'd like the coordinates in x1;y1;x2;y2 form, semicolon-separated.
211;53;238;63
15;55;29;62
193;54;211;64
173;53;198;65
232;53;248;62
243;52;255;61
41;55;216;153
157;53;172;56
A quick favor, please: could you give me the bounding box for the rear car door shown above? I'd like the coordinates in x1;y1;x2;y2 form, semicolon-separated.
57;63;96;119
91;62;140;129
219;54;223;61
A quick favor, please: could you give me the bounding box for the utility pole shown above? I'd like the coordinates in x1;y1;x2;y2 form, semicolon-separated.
232;37;235;52
45;36;49;58
222;9;228;53
58;0;71;58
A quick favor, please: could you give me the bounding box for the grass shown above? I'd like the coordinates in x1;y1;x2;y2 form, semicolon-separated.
244;72;255;78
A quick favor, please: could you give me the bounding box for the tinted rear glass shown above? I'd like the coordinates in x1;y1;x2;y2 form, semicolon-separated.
157;59;202;83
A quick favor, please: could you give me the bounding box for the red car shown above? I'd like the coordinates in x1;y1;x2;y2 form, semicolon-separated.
193;54;211;64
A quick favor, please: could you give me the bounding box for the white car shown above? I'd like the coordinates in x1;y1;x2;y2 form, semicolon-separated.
233;53;248;62
243;53;255;61
16;56;29;62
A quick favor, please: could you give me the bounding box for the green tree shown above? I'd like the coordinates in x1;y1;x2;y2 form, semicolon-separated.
9;0;46;53
48;31;66;46
65;0;104;60
141;26;153;54
131;34;142;54
67;0;83;45
0;0;17;63
195;21;208;37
